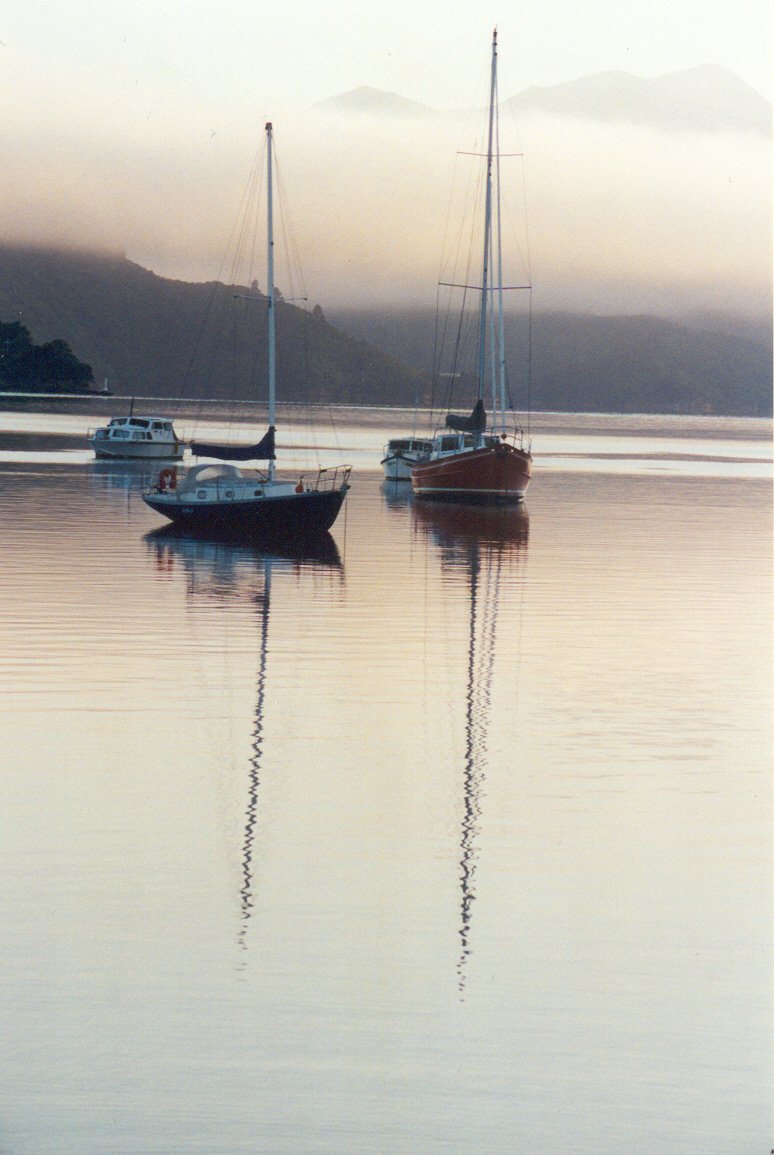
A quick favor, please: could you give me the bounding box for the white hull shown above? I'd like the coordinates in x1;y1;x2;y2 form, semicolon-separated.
382;455;414;481
381;439;432;481
90;438;183;460
89;415;184;460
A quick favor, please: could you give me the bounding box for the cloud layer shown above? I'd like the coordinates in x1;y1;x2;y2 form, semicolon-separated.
2;96;770;318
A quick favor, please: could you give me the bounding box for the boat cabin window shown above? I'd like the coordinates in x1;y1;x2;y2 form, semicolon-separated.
107;417;157;430
436;432;485;452
439;435;461;451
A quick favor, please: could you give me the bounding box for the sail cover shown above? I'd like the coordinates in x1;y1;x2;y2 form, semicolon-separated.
190;426;276;461
446;399;486;433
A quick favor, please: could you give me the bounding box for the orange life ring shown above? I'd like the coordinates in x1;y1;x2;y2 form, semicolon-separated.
159;467;177;491
295;480;304;493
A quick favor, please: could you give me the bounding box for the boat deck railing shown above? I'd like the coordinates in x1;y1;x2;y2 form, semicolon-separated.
494;429;532;455
148;463;352;498
304;464;352;492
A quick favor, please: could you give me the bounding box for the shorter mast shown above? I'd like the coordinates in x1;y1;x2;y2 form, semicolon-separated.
266;121;276;483
188;123;278;466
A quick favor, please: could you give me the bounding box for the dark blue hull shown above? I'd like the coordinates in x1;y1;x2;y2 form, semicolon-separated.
143;487;348;537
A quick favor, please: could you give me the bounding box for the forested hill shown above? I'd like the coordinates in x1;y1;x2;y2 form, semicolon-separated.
0;246;425;407
0;245;770;416
329;307;773;417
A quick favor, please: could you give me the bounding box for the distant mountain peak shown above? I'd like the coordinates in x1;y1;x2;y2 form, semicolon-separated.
318;65;770;135
315;86;438;118
506;65;771;134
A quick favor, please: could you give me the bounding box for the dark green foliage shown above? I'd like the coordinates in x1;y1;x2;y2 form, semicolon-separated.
0;319;93;392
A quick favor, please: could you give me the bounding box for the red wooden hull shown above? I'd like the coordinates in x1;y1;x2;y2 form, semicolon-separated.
411;442;532;502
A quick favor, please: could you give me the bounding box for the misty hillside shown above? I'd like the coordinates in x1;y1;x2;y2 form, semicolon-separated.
0;246;770;416
0;246;425;406
328;307;773;418
319;65;771;135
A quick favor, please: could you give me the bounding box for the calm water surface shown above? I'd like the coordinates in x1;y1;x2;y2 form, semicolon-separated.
0;409;771;1154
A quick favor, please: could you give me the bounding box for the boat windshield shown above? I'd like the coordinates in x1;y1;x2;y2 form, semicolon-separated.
108;417;174;431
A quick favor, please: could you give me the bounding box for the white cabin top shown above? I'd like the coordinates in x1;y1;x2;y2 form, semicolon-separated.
106;417;176;431
431;432;502;454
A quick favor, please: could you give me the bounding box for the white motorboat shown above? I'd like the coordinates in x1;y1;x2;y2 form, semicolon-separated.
381;437;432;481
89;415;184;460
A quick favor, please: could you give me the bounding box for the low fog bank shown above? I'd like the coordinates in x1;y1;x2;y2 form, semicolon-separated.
2;103;770;323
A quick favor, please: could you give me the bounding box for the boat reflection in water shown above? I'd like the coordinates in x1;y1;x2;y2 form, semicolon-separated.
143;525;342;952
89;459;161;495
411;501;529;994
380;477;416;509
145;522;343;570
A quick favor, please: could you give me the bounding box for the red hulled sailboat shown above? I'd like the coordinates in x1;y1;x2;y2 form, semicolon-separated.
411;30;533;504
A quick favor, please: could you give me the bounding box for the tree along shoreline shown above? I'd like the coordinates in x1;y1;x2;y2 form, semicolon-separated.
0;321;93;394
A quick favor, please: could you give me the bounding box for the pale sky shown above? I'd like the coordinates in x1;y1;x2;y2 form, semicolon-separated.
1;0;771;312
4;0;772;118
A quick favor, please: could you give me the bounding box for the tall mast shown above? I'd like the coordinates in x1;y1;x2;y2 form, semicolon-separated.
494;75;507;433
476;28;498;418
266;121;276;481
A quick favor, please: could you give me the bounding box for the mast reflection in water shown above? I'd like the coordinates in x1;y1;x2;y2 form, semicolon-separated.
412;502;529;994
144;526;343;953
